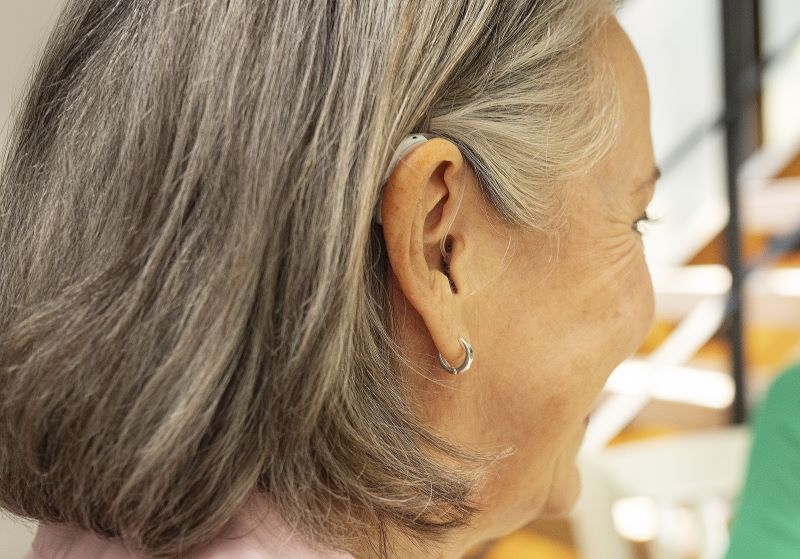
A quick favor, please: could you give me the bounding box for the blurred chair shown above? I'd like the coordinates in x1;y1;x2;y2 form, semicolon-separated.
571;426;752;559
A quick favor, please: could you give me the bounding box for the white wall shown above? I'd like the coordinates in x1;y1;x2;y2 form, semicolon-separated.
0;1;66;151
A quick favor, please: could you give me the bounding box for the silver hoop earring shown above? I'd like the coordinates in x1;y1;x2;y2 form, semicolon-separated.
436;336;474;375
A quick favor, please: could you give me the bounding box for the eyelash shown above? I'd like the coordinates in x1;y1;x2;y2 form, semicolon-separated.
633;211;659;235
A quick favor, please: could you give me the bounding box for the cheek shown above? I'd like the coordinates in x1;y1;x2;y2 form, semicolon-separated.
608;246;656;353
576;230;655;356
478;344;590;475
495;237;656;453
458;235;656;520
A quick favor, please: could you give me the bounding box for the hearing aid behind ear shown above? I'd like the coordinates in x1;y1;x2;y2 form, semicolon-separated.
373;133;432;226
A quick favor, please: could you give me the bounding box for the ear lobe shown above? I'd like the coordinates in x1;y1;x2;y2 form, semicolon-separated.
380;138;472;372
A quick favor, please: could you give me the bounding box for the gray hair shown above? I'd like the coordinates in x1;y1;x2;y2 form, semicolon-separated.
0;1;618;557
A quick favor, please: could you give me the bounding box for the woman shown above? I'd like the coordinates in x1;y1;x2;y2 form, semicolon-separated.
0;1;659;558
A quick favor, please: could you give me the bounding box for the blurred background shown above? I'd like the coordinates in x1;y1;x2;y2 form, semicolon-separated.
465;0;800;557
2;1;800;558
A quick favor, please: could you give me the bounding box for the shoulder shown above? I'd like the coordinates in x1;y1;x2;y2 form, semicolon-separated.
758;362;800;422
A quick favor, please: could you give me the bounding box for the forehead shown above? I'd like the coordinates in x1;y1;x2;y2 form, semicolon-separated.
592;17;654;190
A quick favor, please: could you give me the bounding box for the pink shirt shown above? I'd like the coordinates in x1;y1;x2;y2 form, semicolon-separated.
22;492;356;559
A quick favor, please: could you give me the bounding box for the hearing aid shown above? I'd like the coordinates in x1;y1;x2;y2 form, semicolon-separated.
373;133;432;226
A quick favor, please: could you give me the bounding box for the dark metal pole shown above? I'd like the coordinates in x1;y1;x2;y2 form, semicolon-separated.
720;0;761;424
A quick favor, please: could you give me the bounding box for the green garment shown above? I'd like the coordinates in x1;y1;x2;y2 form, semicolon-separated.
726;362;800;559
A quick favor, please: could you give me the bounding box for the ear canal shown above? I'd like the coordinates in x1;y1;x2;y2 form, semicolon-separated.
441;252;458;294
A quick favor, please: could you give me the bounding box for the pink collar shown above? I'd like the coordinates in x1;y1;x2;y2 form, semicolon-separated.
26;492;355;559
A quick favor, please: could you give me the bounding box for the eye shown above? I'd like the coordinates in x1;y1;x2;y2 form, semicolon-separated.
633;211;659;236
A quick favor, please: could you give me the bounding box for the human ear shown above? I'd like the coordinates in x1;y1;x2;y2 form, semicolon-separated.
379;137;473;371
